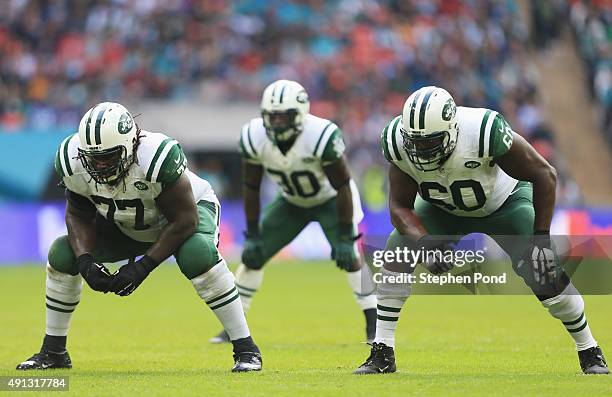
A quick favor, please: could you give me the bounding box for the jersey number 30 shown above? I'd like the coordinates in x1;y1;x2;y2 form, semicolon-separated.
266;169;320;198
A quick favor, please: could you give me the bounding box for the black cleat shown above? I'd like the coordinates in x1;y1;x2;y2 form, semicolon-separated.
364;308;376;344
209;330;230;344
16;349;72;370
232;351;262;372
578;346;609;374
354;342;396;374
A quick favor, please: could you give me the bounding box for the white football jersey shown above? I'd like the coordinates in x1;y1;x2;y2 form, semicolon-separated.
382;107;519;217
55;131;218;242
239;114;363;222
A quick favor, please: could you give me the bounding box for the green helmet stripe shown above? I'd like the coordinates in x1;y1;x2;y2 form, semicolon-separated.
84;105;97;146
418;88;434;130
390;116;402;160
409;90;422;129
279;83;287;104
478;110;492;157
146;137;173;181
94;104;108;145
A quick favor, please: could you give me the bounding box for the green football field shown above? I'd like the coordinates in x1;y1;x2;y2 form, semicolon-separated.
1;261;610;396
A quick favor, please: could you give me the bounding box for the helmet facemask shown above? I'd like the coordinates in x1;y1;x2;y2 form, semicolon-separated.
401;127;456;172
262;109;302;146
78;144;134;185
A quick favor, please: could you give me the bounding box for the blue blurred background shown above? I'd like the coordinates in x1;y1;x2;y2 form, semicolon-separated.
0;0;610;263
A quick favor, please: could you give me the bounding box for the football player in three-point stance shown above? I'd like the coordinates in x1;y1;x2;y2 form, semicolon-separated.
210;80;377;343
16;102;262;372
354;86;609;375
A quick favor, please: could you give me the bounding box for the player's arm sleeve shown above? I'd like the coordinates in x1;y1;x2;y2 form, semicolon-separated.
320;128;346;166
488;114;514;158
239;123;261;164
156;143;188;188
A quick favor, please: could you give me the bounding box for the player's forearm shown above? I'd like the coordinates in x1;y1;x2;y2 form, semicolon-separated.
244;187;261;232
336;184;354;225
390;205;427;240
145;218;197;265
531;165;557;232
66;213;96;257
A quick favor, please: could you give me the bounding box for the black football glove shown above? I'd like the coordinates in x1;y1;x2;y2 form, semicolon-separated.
418;236;454;275
241;222;265;269
109;256;158;296
332;223;361;271
517;231;558;287
77;253;114;293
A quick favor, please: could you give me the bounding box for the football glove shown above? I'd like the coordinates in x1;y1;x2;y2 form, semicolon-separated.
109;256;157;296
517;232;558;288
419;236;454;275
332;223;361;271
77;253;113;293
242;230;265;270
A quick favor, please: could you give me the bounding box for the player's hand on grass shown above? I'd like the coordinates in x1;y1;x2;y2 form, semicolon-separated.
109;256;158;296
76;253;114;293
333;223;361;271
419;236;454;275
242;231;265;269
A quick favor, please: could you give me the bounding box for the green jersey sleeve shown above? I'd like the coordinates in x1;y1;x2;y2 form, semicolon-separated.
320;128;345;165
488;113;514;158
156;143;187;186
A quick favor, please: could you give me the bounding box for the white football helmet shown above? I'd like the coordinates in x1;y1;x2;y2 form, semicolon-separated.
401;86;458;171
77;102;138;184
260;79;310;145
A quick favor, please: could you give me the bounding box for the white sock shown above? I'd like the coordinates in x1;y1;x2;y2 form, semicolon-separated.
234;264;263;314
346;268;376;311
374;298;405;348
45;264;82;336
191;259;251;341
373;267;411;348
541;283;598;350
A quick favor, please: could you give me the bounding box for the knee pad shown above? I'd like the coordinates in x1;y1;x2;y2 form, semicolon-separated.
176;233;220;279
48;236;78;276
190;259;235;302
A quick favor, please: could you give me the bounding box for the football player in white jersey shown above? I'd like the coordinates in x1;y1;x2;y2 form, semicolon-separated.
354;86;608;375
210;80;377;343
16;102;262;372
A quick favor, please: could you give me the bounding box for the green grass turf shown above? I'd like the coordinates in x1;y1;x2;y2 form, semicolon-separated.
0;261;610;396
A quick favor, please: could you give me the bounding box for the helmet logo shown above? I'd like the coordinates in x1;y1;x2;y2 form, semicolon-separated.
442;99;456;121
296;90;309;104
118;113;134;134
134;181;149;190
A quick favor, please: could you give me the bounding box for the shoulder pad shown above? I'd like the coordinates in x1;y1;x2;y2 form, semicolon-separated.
239;119;265;163
55;133;79;178
381;115;403;162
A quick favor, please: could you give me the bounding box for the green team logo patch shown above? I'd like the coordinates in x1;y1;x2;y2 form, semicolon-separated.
464;160;481;169
442;99;456;121
118;113;134;134
134;181;148;190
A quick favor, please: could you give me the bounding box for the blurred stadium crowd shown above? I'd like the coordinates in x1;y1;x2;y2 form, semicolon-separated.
0;0;609;205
